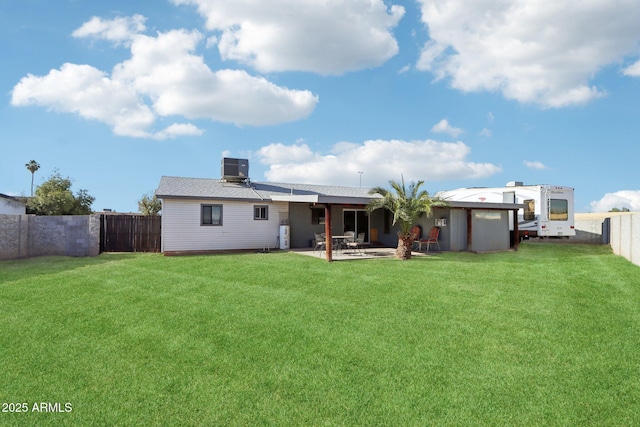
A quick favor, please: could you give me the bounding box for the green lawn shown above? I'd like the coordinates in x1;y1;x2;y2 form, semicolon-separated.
1;244;639;426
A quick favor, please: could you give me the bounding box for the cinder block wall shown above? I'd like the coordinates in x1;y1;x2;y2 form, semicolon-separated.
0;214;29;259
0;214;100;260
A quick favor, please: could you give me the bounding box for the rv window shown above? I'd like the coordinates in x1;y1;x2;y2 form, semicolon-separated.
523;199;535;221
201;204;223;226
550;199;568;221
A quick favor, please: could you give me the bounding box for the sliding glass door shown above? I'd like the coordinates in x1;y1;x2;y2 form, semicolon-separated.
343;209;369;243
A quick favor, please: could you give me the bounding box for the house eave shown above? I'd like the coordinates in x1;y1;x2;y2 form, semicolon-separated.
270;195;319;203
270;195;374;205
158;194;377;205
156;194;267;203
446;201;526;210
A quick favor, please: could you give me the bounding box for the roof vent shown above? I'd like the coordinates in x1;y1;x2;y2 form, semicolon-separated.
221;158;249;182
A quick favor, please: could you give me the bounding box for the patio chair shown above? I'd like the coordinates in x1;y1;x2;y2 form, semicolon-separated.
338;231;355;253
314;233;326;254
410;225;422;241
346;232;366;254
414;226;440;252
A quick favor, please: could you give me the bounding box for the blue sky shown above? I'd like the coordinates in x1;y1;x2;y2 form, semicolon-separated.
2;0;640;213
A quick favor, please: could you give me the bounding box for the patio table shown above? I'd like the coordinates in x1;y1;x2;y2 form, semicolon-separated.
331;236;351;253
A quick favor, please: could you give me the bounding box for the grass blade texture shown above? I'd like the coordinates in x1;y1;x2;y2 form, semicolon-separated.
1;243;639;426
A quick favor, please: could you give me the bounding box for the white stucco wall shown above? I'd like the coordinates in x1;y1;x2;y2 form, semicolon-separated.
0;197;26;215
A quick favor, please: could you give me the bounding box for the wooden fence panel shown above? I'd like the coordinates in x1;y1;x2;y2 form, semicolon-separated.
100;215;161;253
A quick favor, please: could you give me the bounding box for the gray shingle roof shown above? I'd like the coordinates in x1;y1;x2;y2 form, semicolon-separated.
155;177;523;210
0;193;25;204
156;176;377;204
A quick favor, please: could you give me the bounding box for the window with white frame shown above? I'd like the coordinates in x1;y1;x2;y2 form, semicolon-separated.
254;205;268;220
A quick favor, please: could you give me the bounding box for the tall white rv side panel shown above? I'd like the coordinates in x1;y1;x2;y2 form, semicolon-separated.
437;183;575;238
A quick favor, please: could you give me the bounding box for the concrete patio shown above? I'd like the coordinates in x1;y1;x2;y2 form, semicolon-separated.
290;247;433;261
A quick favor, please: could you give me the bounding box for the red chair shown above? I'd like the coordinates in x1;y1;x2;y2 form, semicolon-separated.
414;226;440;252
410;225;422;240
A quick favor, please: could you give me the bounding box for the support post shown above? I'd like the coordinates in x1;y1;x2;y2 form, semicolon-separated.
325;204;333;262
513;209;519;251
466;209;473;252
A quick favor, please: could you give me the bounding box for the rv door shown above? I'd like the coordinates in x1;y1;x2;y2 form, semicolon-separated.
539;187;574;237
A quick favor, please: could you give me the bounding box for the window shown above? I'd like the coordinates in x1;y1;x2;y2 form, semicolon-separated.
201;204;222;226
254;205;268;220
523;199;535;221
311;207;325;225
474;211;502;220
549;199;568;221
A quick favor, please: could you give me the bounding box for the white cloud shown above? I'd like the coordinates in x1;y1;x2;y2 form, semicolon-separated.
257;142;318;165
153;123;204;140
479;128;492;137
524;160;548;170
590;190;640;212
172;0;405;75
623;60;640;77
72;15;146;45
113;29;318;125
11;63;157;138
11;21;318;138
416;0;640;107
431;119;463;138
255;138;501;186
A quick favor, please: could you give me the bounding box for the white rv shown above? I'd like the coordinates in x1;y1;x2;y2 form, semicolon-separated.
438;182;575;239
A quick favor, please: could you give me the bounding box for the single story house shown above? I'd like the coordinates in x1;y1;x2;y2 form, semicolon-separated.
0;193;26;215
156;171;524;261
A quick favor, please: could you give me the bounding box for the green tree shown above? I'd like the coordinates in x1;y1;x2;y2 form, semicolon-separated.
27;170;95;215
367;177;446;260
25;160;40;197
609;207;630;212
138;193;162;215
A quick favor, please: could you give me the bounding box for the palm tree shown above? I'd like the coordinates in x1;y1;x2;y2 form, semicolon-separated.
367;177;447;260
25;160;40;197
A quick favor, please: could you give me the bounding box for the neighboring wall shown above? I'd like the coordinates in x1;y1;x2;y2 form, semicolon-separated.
0;197;26;215
610;212;640;267
0;214;100;260
573;213;615;244
0;215;28;259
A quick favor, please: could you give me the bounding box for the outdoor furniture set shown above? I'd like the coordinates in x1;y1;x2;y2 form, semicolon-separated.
314;231;365;256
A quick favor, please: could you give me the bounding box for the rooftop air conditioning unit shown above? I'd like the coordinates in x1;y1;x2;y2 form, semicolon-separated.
221;158;249;182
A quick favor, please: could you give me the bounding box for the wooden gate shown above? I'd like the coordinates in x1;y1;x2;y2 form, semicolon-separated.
100;215;161;252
